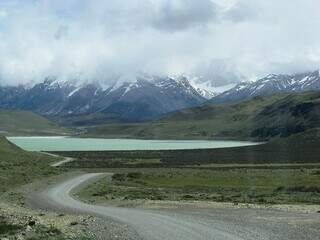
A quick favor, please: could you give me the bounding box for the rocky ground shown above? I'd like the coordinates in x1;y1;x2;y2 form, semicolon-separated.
0;170;142;240
0;201;142;240
0;201;91;240
138;200;320;214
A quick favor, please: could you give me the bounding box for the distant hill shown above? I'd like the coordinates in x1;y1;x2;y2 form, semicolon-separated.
83;91;320;141
0;110;69;136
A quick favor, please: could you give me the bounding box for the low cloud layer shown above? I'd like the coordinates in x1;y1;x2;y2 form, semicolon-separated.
0;0;320;86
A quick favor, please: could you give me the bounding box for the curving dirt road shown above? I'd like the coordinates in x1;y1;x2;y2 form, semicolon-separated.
50;157;74;167
30;173;320;240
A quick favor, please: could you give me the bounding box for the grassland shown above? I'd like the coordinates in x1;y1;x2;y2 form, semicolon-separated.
83;91;320;141
78;168;320;205
0;136;63;196
0;110;69;136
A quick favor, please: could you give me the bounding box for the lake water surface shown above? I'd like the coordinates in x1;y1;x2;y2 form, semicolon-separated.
7;137;261;152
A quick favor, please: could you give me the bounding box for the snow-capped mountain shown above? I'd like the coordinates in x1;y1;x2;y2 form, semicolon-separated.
0;75;208;124
195;87;217;99
2;70;319;124
152;75;216;100
210;70;320;104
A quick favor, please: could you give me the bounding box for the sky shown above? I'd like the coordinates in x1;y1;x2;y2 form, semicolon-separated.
0;0;320;86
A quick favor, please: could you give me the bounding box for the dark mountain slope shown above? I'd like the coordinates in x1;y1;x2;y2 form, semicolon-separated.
84;91;320;141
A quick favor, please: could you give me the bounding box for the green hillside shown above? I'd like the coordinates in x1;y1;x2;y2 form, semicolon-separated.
0;136;61;194
0;110;69;136
83;91;320;141
0;135;22;154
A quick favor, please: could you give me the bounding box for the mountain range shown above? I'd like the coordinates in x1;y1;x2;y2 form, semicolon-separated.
210;70;320;103
84;91;320;141
1;70;320;125
0;75;214;124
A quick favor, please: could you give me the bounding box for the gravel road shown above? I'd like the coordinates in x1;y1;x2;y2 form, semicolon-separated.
29;173;320;240
50;157;74;167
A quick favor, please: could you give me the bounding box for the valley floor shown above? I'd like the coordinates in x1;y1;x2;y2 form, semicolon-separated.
77;167;320;205
28;173;320;240
1;134;320;240
2;161;320;240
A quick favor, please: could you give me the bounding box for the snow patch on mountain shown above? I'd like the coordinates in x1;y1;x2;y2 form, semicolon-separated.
68;87;81;97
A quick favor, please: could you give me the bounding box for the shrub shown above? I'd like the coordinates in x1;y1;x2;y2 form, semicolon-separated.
112;173;126;182
127;172;142;179
0;222;21;235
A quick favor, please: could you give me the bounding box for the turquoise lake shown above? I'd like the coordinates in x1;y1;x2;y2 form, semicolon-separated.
7;137;261;152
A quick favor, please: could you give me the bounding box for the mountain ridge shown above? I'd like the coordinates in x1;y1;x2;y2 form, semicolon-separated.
1;69;320;125
210;70;320;104
82;91;320;141
0;75;215;124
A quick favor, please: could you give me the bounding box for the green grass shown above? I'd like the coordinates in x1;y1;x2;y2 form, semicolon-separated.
83;91;320;141
0;110;70;136
78;168;320;204
0;136;63;195
0;222;22;235
55;126;320;205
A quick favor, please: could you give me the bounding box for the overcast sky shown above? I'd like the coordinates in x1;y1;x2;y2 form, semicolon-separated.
0;0;320;85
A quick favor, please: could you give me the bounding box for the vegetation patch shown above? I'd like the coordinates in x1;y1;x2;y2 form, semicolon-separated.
78;168;320;205
0;221;22;235
0;136;64;198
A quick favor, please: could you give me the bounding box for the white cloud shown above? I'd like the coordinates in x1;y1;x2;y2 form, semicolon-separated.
0;0;319;86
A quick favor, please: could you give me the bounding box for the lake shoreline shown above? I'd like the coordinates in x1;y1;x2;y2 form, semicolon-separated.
7;136;262;152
